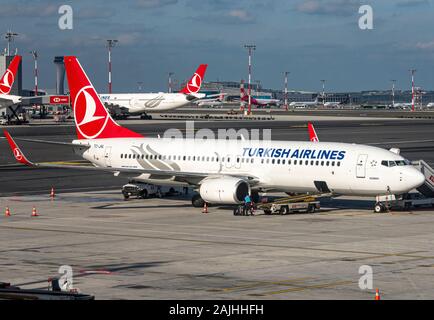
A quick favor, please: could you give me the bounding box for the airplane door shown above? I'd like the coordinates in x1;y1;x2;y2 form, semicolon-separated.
235;155;241;169
104;146;112;167
356;154;368;178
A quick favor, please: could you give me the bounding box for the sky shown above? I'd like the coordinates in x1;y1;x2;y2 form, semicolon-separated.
1;0;434;93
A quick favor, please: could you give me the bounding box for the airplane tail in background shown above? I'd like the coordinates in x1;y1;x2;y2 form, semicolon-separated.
179;64;208;94
64;56;143;140
308;122;319;142
240;80;246;99
0;55;21;95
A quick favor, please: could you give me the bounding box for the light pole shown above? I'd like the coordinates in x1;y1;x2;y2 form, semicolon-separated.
106;39;118;94
29;51;38;96
283;71;289;111
244;44;256;115
168;72;174;93
5;30;18;56
390;80;396;108
320;80;326;106
409;69;416;112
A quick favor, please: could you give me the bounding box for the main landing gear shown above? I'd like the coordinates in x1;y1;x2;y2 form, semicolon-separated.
140;113;153;120
191;194;205;208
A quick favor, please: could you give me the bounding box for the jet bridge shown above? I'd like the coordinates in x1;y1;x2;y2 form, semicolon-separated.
412;160;434;198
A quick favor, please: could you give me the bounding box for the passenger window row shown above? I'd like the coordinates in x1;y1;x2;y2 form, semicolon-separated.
120;153;341;167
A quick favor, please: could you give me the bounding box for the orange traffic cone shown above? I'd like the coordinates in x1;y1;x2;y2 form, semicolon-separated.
31;206;39;217
202;202;208;214
5;207;11;217
50;187;55;199
375;288;380;300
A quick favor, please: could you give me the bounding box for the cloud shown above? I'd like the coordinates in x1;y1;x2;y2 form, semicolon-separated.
416;40;434;49
135;0;178;9
76;7;117;19
226;9;255;23
294;0;361;16
0;3;57;18
396;0;430;7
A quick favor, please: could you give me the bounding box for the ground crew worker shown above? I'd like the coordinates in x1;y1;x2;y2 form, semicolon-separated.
243;194;253;216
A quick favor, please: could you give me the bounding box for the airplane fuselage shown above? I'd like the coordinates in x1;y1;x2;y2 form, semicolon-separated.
99;93;201;114
74;138;424;196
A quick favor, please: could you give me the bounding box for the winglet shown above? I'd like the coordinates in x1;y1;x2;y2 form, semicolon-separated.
3;130;34;166
308;122;319;142
179;64;208;94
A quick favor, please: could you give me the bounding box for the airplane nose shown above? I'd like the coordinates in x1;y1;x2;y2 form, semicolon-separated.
408;169;425;190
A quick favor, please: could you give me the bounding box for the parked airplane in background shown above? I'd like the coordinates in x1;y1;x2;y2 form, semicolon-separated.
324;101;342;108
0;55;22;112
391;102;412;109
196;91;226;108
426;102;434;108
99;64;208;115
289;97;319;108
4;56;425;213
240;80;280;107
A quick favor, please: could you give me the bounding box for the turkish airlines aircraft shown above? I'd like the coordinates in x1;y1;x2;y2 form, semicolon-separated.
240;80;280;107
0;55;22;110
99;64;207;114
4;56;425;213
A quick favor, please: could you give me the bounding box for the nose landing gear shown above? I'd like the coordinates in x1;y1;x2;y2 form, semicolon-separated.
374;202;387;213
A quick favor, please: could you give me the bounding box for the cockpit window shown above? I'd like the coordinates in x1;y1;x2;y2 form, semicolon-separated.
381;159;411;167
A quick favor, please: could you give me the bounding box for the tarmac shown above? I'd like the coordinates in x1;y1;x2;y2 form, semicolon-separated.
0;113;434;299
0;191;433;299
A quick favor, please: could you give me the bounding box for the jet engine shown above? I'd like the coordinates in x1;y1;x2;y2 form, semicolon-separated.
199;177;250;204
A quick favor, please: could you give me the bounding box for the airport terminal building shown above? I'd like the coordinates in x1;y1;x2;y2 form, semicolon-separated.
201;80;434;106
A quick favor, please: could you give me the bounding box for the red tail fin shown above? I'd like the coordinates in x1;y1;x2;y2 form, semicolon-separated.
64;56;142;140
308;122;319;142
0;55;21;95
240;80;246;98
179;64;208;94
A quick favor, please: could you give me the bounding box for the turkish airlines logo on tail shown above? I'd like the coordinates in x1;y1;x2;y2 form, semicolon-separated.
186;73;202;94
74;85;109;139
0;70;14;94
13;148;23;161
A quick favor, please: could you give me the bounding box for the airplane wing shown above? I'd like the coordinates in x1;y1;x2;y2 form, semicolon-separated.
3;130;259;184
0;96;17;107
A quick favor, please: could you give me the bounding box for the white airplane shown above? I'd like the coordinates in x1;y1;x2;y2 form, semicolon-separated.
99;64;207;115
426;102;434;108
391;102;412;109
324;101;341;108
4;56;425;213
289;97;319;108
0;55;22;113
196;91;226;108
